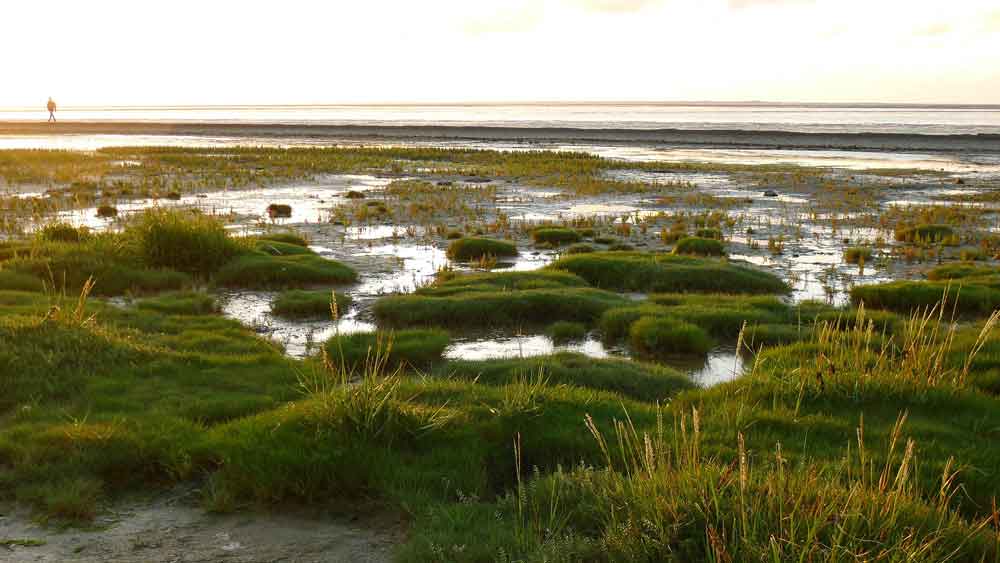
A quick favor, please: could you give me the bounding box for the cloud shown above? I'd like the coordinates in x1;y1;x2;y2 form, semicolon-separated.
915;22;952;37
983;10;1000;32
570;0;663;13
461;4;544;34
728;0;812;9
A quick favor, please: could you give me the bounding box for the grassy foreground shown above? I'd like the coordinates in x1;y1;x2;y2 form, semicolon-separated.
2;280;1000;560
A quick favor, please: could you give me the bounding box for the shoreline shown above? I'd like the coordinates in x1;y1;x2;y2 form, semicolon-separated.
2;121;1000;153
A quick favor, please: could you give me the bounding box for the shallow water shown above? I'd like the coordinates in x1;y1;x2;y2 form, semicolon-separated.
3;132;997;174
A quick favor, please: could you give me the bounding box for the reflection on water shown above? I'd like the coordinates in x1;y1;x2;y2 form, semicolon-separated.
444;334;744;387
444;334;613;361
218;290;375;358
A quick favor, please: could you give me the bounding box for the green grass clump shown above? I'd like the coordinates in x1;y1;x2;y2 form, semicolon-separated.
125;209;240;275
563;243;595;254
135;291;217;315
419;270;588;296
743;323;812;346
272;289;352;319
550;252;788;294
927;262;997;281
375;287;628;328
6;250;191;296
694;227;722;240
546;321;587;342
629;316;714;357
894;224;956;244
445;237;517;261
434;352;694;401
258;231;308;247
254;239;314;256
672;236;725;257
214;252;357;288
323;329;450;371
39;223;89;243
0;270;45;292
599;294;796;341
844;246;874;264
851;280;1000;316
532;227;582;246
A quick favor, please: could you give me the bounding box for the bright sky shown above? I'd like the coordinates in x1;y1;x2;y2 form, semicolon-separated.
3;0;999;106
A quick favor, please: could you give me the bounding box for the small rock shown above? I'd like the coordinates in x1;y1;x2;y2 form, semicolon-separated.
763;190;779;197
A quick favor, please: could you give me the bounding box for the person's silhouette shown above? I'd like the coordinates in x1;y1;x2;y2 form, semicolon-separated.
47;97;57;122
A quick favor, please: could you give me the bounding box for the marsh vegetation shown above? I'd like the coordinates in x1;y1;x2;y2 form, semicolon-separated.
3;144;1000;560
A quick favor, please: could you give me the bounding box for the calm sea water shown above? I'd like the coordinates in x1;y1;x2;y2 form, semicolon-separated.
2;103;1000;136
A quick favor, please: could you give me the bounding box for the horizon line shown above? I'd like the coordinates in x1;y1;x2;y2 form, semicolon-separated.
2;100;1000;111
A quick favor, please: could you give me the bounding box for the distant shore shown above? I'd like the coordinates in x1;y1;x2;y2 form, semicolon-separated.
2;121;1000;153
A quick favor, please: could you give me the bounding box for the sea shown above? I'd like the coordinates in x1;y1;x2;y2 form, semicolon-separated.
2;102;1000;136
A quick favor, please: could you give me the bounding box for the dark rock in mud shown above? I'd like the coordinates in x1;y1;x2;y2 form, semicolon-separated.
267;204;293;218
763;190;779;197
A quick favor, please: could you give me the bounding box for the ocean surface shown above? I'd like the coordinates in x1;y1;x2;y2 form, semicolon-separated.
2;103;1000;136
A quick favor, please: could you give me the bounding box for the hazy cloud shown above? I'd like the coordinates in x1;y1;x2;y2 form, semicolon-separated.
983;10;1000;32
571;0;663;13
461;4;544;34
728;0;812;9
915;22;952;36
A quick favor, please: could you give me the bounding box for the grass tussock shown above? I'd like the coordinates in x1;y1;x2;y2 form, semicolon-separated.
434;352;694;401
323;329;450;372
125;209;240;275
629;316;714;357
272;289;353;319
446;238;517;261
213;252;357;288
550;252;789;294
851;280;1000;316
531;228;582;246
672;236;725;257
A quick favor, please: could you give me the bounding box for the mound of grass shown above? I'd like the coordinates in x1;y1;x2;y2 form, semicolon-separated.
844;246;874;264
375;287;629;328
546;321;587;342
422;270;588;296
694;227;722;240
435;352;694;401
258;231;308;247
672;237;725;257
550;252;788;294
851;280;1000;316
743;322;812;346
927;262;997;281
0;270;45;292
532;228;582;246
254;239;314;256
272;289;353;319
895;224;956;244
214;252;357;289
599;294;796;342
563;243;595;255
323;329;450;371
446;238;517;261
7;251;191;296
135;292;217;315
39;223;89;243
125;209;240;275
629;316;714;357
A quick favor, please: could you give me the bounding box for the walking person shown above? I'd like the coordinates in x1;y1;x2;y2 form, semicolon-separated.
47;97;57;122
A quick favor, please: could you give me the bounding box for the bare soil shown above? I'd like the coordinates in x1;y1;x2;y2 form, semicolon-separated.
0;491;404;563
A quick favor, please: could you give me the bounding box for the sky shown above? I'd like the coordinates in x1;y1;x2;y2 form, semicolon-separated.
3;0;999;106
